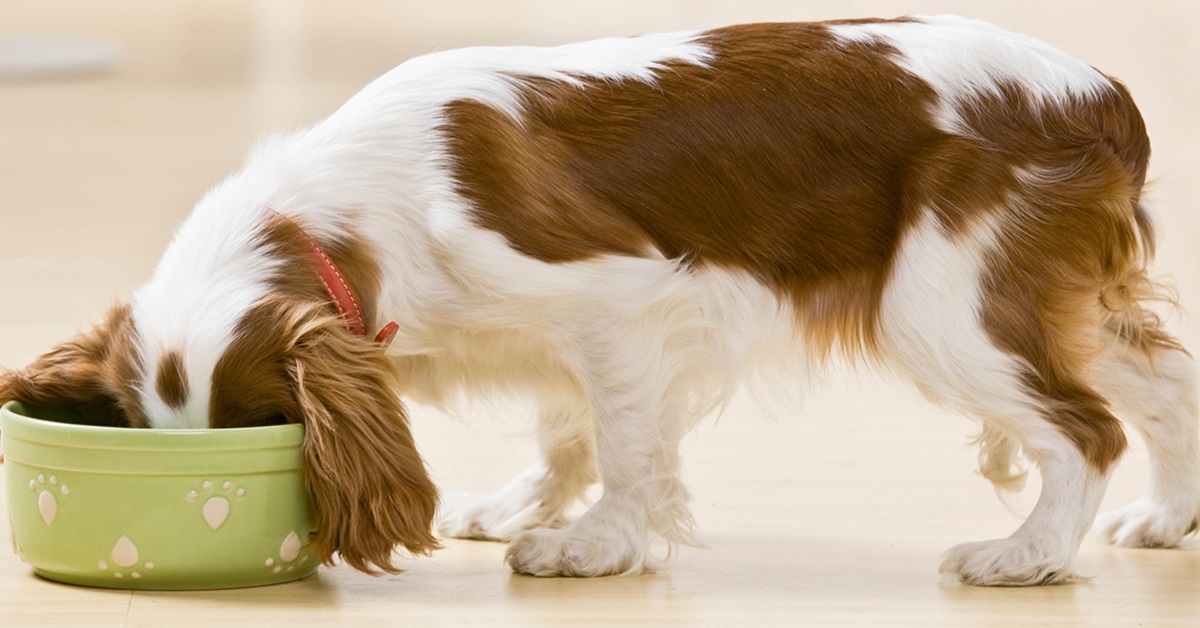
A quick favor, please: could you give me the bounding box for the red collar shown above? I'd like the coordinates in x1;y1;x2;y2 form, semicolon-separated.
270;210;398;349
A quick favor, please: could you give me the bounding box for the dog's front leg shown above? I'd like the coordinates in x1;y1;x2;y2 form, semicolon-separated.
438;404;597;541
504;326;697;577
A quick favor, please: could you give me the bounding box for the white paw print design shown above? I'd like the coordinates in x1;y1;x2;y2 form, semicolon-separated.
187;480;246;530
98;535;156;580
265;531;310;574
29;474;69;525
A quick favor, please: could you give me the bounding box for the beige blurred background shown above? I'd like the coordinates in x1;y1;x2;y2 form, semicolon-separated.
1;1;1197;626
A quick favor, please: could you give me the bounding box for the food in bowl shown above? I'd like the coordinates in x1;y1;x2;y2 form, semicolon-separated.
1;401;318;589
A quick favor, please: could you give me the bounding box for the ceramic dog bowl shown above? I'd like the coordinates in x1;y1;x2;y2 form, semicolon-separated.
1;401;318;589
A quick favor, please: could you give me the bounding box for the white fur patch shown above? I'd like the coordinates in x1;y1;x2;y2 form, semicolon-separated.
132;178;283;429
877;212;1027;418
828;15;1113;134
363;29;712;122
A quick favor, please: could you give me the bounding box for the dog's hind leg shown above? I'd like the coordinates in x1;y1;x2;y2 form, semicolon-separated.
437;403;597;541
1091;323;1200;548
936;421;1115;586
880;213;1124;585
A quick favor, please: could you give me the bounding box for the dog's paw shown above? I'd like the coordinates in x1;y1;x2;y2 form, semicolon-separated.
1093;499;1200;548
437;491;568;542
939;538;1074;586
505;528;640;577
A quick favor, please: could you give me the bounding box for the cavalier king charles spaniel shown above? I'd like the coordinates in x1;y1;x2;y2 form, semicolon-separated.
2;15;1197;585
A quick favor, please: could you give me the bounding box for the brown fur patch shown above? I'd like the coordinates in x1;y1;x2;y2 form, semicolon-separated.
442;21;946;358
208;299;299;429
154;351;189;409
0;304;146;427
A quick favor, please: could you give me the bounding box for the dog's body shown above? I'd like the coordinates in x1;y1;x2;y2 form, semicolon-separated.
3;15;1197;585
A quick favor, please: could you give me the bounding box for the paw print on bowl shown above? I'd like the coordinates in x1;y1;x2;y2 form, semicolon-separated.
98;535;155;581
265;531;311;574
29;474;70;525
186;480;246;530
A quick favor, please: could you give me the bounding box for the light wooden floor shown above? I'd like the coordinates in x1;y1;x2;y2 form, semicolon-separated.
1;1;1198;626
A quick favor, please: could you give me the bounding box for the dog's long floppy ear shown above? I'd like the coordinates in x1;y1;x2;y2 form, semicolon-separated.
288;311;440;574
0;304;141;427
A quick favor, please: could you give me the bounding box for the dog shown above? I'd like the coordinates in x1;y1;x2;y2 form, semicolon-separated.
2;15;1197;586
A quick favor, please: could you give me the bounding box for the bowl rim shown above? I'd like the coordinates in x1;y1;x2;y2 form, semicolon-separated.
1;400;304;452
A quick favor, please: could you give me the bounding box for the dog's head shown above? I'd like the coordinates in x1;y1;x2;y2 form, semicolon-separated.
0;211;438;574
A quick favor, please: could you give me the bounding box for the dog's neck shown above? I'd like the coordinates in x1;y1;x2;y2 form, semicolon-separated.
270;209;399;349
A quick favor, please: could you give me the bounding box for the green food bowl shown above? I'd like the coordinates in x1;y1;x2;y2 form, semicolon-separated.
1;400;318;589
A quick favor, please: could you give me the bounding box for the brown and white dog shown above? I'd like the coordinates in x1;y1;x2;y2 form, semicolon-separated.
2;15;1197;585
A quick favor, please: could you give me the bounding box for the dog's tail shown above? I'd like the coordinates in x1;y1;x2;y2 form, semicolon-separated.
1097;198;1183;354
